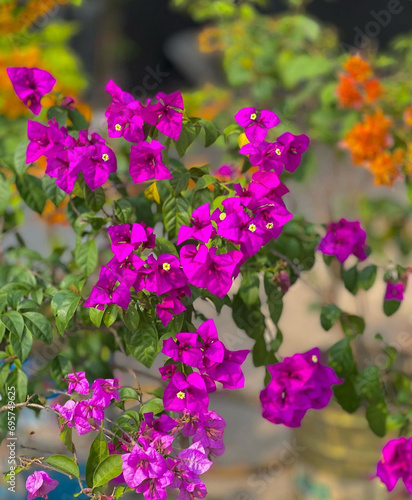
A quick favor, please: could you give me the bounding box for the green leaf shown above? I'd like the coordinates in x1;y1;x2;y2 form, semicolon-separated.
154;237;178;257
333;379;361;413
16;174;46;213
93;455;123;489
386;413;408;431
51;355;71;383
320;304;341;331
162;195;191;239
174;122;200;157
366;401;387;437
264;274;284;325
10;328;33;362
170;163;190;194
114;199;132;223
122;305;140;332
358;265;377;291
59;419;73;453
0;175;11;214
127;323;159;368
103;304;118;328
68;108;88;130
199;118;220;147
140;398;164;416
45;455;79;478
89;307;104;327
23;312;53;344
86;429;109;487
355;366;384;402
328;339;356;378
42;176;66;207
51;290;81;333
340;314;365;337
342;265;358;295
75;240;98;276
85;186;105;212
118;387;141;402
14;141;30;176
383;299;401;316
1;311;24;337
7;368;27;403
47;106;68;126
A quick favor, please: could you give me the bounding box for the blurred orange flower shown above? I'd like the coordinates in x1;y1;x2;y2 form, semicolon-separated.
369;150;403;186
198;26;224;53
337;75;362;108
40;198;69;225
343;54;371;82
344;110;392;164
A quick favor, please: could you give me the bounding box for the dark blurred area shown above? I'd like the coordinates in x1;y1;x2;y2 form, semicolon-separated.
67;0;412;100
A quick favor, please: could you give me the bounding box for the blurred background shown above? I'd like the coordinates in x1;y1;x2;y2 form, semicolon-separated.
1;0;412;499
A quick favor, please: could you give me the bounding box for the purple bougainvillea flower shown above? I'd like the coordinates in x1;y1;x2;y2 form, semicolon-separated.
90;378;120;408
45;149;81;194
135;475;174;500
140;91;184;140
197;319;225;365
65;371;89;395
106;254;145;287
276;132;310;173
145;254;188;295
70;137;117;191
26;471;58;500
52;399;103;435
318;218;368;263
235;107;280;144
205;347;249;389
84;267;131;310
26;120;66;163
239;141;284;174
129;139;172;183
376;437;412;493
105;80;145;142
163;372;209;413
7;67;56;115
107;223;152;262
159;363;178;381
180;244;243;297
177;203;215;245
260;348;342;428
122;444;170;490
156;292;187;327
177;442;213;476
384;281;405;302
163;332;203;368
192;411;226;457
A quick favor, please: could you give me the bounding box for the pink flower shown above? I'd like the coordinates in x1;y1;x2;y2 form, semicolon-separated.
235;107;280;144
162;332;203;368
129;139;172;183
84;267;131;310
318;218;368;263
376;437;412;493
276;132;310;172
65;371;89;395
177;203;215;245
140;91;184;140
7;67;56;115
90;378;121;408
384;281;405;302
163;372;209;413
145;254;188;295
260;348;342;427
26;471;58;500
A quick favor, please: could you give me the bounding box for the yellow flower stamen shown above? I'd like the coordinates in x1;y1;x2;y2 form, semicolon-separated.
248;223;256;233
275;148;282;156
312;355;318;363
177;391;185;400
266;222;274;229
250;113;257;120
163;263;171;271
219;213;226;221
102;153;109;162
115;124;122;131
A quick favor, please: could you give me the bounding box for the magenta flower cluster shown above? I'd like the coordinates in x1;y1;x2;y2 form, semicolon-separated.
317;218;368;264
52;371;120;435
260;348;342;427
376;437;412;493
118;318;248;499
26;471;58;500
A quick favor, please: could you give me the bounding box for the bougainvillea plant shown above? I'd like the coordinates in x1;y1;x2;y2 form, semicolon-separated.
0;65;411;499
